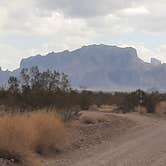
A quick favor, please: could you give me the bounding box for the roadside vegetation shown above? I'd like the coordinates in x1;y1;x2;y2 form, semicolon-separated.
0;67;166;116
0;67;166;165
119;90;162;113
0;111;66;166
0;66;126;118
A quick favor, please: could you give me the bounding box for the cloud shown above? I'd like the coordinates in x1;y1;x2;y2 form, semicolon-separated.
119;42;166;64
0;0;166;70
116;1;166;34
1;0;166;36
36;0;134;18
120;6;150;16
0;44;26;70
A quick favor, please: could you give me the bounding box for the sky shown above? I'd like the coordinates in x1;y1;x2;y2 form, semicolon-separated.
0;0;166;70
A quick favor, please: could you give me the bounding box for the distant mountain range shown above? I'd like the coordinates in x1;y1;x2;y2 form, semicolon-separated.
0;44;166;91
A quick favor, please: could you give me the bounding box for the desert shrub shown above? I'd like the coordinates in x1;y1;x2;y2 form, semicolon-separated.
56;106;81;121
155;101;166;115
0;67;132;115
119;90;161;113
0;113;40;166
1;67;165;116
0;111;67;165
89;105;99;111
134;106;147;114
144;92;160;113
79;91;92;110
29;111;67;154
79;112;108;124
119;90;142;113
79;115;97;124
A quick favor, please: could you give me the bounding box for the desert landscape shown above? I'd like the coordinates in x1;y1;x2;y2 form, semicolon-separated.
0;0;166;165
1;105;166;166
0;59;165;166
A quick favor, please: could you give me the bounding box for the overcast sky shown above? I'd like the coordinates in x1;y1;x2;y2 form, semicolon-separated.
0;0;166;70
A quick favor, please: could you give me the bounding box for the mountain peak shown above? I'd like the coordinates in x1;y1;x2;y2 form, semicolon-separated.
0;44;165;91
151;58;161;66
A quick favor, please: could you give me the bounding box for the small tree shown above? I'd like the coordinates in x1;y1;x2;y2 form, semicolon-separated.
79;91;92;110
60;73;70;91
144;92;160;113
30;66;41;90
120;90;146;113
8;76;19;94
20;68;30;93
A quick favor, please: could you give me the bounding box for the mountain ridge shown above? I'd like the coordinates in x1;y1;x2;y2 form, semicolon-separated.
0;44;165;91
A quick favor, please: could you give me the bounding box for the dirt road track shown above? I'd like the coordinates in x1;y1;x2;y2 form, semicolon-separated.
46;113;166;166
73;113;166;166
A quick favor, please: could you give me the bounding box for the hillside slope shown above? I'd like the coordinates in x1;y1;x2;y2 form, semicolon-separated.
0;44;166;91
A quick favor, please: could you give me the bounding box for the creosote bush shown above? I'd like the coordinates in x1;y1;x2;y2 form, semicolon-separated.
120;90;162;113
0;66;165;118
0;67;129;115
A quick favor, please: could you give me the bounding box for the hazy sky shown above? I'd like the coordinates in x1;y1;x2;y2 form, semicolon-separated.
0;0;166;70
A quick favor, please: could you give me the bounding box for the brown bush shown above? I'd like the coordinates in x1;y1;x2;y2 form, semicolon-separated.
79;114;97;124
155;101;166;115
29;111;67;154
134;106;147;114
79;111;108;124
0;111;67;165
89;105;99;111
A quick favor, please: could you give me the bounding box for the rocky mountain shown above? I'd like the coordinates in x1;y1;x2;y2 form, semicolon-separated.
0;44;166;91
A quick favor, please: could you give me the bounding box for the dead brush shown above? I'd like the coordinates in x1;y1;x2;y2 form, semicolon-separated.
79;111;109;124
0;111;67;165
29;111;67;154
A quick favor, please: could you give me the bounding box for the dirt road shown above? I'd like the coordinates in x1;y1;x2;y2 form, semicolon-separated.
45;113;166;166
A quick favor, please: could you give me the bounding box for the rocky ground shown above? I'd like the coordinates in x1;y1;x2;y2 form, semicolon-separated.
43;112;136;166
2;111;166;166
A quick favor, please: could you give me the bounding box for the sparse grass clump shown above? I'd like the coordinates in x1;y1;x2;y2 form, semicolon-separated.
0;111;67;165
134;106;147;114
155;101;166;115
30;111;67;154
79;112;108;124
79;114;97;124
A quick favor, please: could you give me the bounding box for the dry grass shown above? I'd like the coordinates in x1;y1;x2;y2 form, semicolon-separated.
89;105;99;111
134;106;147;114
99;105;118;113
30;111;67;154
0;111;67;166
155;101;166;115
79;111;109;124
